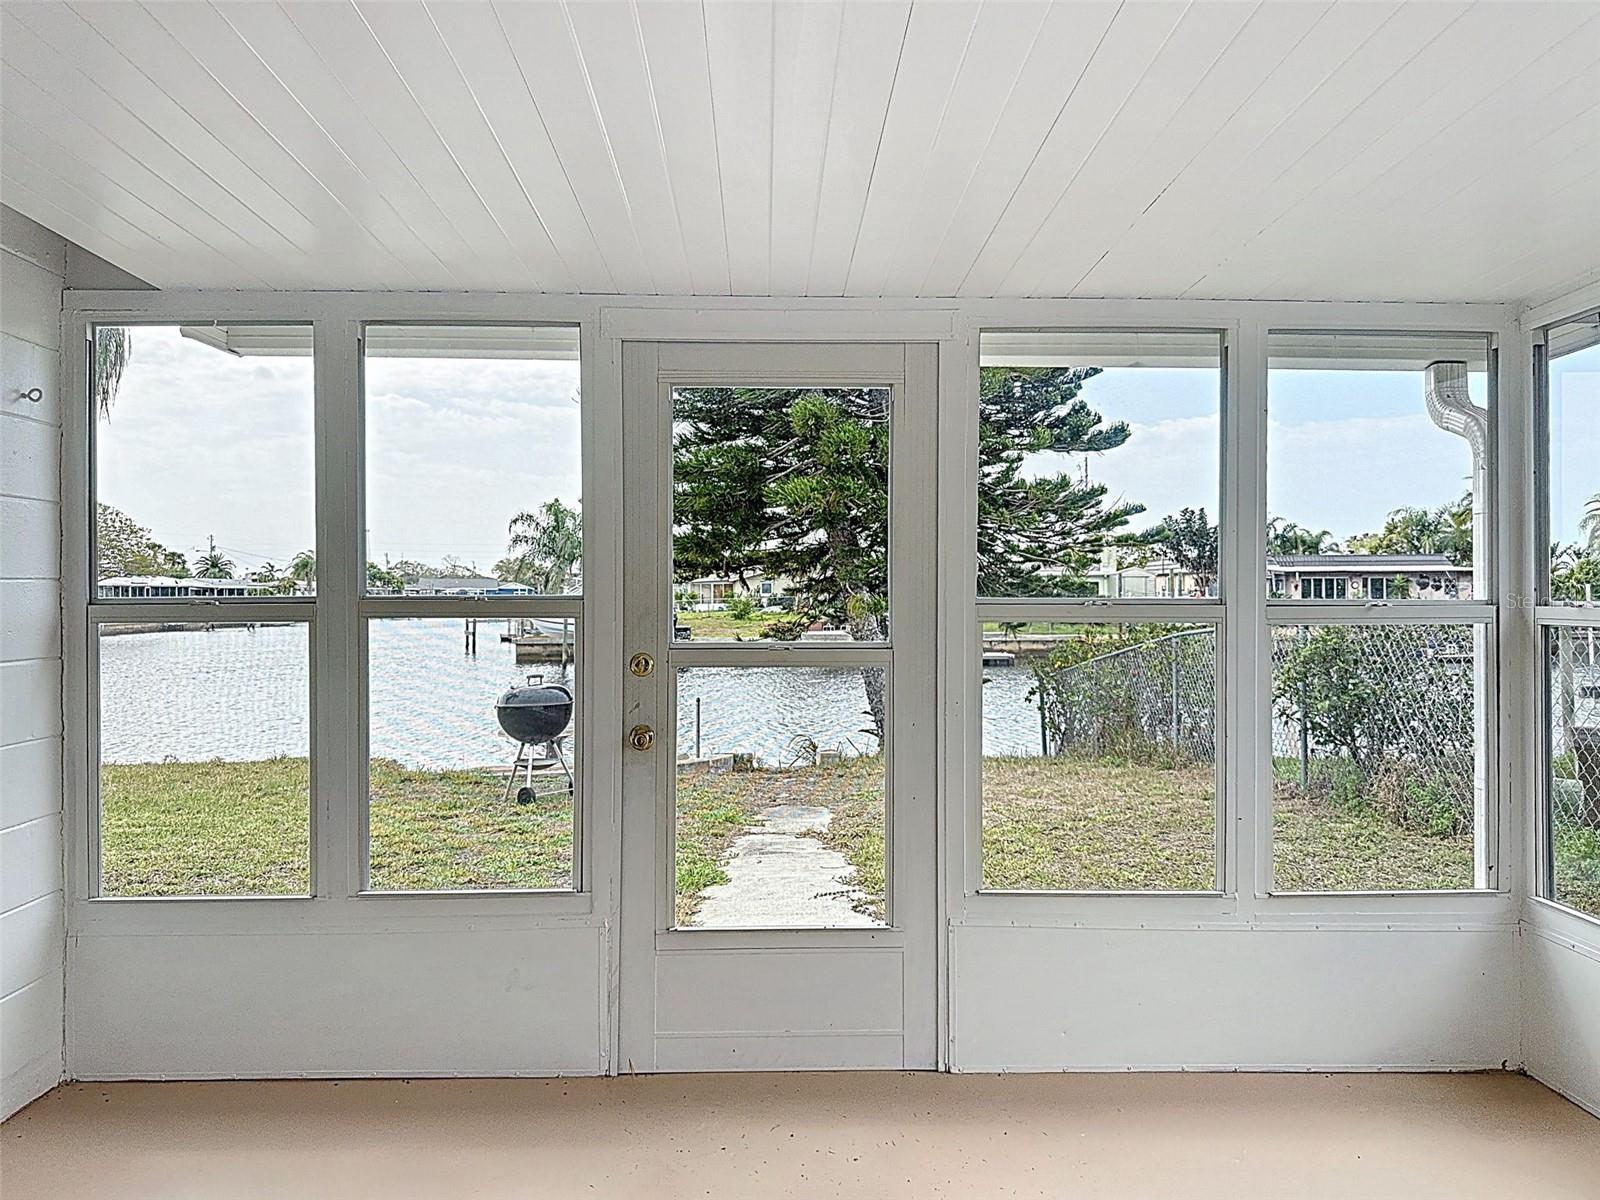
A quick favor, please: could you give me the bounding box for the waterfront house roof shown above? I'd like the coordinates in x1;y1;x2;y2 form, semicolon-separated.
1266;554;1466;572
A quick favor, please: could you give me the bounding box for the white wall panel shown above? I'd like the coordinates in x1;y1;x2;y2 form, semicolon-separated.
0;817;64;915
0;205;63;1119
0;891;63;997
0;249;63;349
1523;929;1600;1117
0;976;64;1117
68;927;607;1079
0;497;59;582
2;332;63;428
0;579;61;663
951;925;1517;1072
0;658;62;747
0;736;61;831
654;948;904;1037
1;411;59;501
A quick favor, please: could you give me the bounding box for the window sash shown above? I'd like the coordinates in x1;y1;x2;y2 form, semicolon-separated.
972;608;1227;895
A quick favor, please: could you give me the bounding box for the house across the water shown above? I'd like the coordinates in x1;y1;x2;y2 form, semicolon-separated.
97;576;275;599
1267;554;1474;600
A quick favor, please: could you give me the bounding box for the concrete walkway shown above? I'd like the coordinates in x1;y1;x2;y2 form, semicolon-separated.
690;803;877;927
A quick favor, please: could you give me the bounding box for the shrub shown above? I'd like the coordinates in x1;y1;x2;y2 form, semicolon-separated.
726;594;756;620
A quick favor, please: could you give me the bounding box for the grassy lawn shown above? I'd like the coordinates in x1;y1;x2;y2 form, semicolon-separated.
101;758;312;896
1554;826;1600;918
368;760;572;891
100;757;572;896
1271;786;1473;891
982;756;1216;890
102;752;1500;903
674;609;788;640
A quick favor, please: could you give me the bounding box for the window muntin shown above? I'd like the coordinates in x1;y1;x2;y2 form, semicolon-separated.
92;324;315;598
362;325;581;596
980;622;1219;892
1270;620;1484;893
670;385;890;643
364;616;577;892
673;665;887;928
1266;332;1491;603
1546;625;1600;919
977;331;1223;600
96;621;311;897
1546;312;1600;606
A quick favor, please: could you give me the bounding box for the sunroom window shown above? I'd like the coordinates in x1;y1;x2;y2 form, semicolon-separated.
975;330;1225;893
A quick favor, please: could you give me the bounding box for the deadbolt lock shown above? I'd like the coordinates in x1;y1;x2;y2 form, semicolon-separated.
629;652;655;678
628;724;655;752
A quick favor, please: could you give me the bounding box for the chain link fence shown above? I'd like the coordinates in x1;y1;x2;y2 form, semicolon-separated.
1032;626;1217;765
1271;622;1479;836
1548;624;1600;916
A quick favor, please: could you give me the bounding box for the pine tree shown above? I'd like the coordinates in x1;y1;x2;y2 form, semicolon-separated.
976;366;1144;595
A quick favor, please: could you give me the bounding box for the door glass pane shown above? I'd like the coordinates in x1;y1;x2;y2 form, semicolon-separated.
97;621;310;896
671;386;889;643
1267;332;1490;602
1272;622;1483;891
975;331;1223;599
366;616;577;891
1547;625;1600;918
93;324;314;598
674;666;887;928
1547;314;1599;605
364;325;581;595
980;622;1218;891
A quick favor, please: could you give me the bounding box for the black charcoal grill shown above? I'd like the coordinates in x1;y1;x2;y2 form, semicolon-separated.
496;677;574;804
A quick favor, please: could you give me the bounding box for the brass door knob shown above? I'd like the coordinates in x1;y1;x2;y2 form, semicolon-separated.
628;724;655;752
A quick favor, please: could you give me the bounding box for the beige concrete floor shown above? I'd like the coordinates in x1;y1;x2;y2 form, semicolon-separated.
3;1072;1596;1199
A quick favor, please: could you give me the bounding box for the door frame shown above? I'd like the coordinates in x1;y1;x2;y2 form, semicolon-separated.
617;340;939;1071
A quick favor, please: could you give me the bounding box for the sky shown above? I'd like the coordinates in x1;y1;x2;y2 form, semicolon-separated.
95;328;1596;579
97;327;581;576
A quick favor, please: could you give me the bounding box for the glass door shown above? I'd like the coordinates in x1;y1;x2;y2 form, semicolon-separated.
618;342;937;1071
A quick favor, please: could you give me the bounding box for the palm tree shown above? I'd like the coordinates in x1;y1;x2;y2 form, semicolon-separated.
288;550;317;587
1267;518;1338;556
94;327;131;418
500;499;582;593
192;536;236;579
1581;493;1600;555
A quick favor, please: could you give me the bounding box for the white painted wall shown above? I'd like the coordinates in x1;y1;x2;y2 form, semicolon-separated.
0;206;65;1118
68;925;607;1079
952;926;1517;1072
1522;917;1600;1116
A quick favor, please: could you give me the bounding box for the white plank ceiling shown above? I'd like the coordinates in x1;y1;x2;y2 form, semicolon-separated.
1;0;1597;302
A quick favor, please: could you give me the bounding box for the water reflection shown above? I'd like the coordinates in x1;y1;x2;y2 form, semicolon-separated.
101;621;1049;768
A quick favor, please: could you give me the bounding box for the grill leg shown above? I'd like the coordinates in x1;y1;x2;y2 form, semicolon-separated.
553;741;574;796
502;744;526;804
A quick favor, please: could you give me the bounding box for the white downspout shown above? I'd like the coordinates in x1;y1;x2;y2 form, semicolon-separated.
1425;360;1490;888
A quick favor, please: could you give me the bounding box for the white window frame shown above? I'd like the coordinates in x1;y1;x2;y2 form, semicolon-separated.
962;325;1233;909
1531;304;1600;931
60;293;1523;1018
354;321;586;896
62;295;611;934
1263;329;1501;897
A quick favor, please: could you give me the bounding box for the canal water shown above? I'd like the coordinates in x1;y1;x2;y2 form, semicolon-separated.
99;621;1047;768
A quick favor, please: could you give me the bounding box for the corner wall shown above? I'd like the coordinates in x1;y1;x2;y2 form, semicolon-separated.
1;206;66;1117
1522;919;1600;1116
